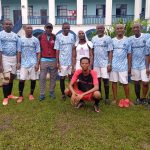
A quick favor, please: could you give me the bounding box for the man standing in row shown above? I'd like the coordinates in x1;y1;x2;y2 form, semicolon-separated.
0;19;20;105
110;24;131;105
39;23;57;100
92;24;113;104
54;22;75;100
130;23;150;104
17;25;40;103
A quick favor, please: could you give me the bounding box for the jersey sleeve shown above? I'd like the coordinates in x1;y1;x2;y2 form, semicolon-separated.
71;69;82;84
91;70;98;85
35;38;41;53
146;39;150;55
126;38;131;54
107;37;113;52
54;35;60;50
16;36;21;52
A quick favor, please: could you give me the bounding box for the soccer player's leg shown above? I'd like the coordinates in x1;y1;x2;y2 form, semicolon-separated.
101;67;110;104
131;69;142;105
39;62;48;100
110;71;119;104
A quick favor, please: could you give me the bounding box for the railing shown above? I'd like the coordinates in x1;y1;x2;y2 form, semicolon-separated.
12;17;22;33
28;16;49;25
55;16;76;25
83;15;105;24
112;15;134;24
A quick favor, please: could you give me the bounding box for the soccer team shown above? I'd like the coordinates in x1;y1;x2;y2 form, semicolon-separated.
0;19;150;113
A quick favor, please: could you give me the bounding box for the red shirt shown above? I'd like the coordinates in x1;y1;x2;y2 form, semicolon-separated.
71;69;98;92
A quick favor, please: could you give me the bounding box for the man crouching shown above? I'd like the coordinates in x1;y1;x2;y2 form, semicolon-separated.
66;57;101;113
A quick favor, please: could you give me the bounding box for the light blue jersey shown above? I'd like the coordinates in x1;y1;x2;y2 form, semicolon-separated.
112;36;131;72
92;35;113;68
19;36;40;68
54;33;75;66
0;30;21;56
129;33;150;70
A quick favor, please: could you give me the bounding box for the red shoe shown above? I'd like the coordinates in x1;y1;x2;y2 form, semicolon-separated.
8;95;18;99
119;99;124;108
17;97;24;103
29;95;34;101
2;98;9;106
124;99;130;108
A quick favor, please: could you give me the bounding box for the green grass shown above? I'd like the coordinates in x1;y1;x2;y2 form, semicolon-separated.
0;80;150;150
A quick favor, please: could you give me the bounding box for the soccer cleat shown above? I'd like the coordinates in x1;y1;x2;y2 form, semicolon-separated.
75;101;85;109
17;97;24;103
39;95;45;101
124;99;130;108
2;98;9;106
49;91;56;99
61;95;66;100
8;95;18;99
134;98;142;105
29;95;35;101
105;99;110;105
94;104;100;113
119;99;124;108
140;98;148;105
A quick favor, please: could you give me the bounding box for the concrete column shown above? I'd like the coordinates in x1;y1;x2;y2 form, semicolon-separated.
0;0;2;20
21;0;28;24
134;0;142;20
48;0;55;25
145;0;150;20
105;0;112;26
77;0;83;25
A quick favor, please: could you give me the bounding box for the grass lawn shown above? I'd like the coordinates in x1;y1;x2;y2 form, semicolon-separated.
0;80;150;150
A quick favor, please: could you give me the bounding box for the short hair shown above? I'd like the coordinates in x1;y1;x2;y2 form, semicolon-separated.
3;19;12;25
80;57;90;64
62;22;70;27
115;24;125;29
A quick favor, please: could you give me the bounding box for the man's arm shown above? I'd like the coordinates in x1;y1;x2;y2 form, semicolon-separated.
72;45;76;73
56;50;60;70
107;50;113;73
16;52;21;70
146;55;150;76
0;51;3;73
127;53;132;74
89;48;93;69
35;52;41;72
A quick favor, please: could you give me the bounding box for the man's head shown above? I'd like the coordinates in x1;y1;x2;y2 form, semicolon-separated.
78;30;86;41
24;25;33;37
44;23;53;35
3;19;13;33
80;57;90;71
132;23;141;36
62;22;70;35
115;24;125;37
96;24;105;37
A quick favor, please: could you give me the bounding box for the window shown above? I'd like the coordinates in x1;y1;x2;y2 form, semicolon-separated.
96;4;105;17
28;5;33;16
83;5;87;16
57;5;67;16
2;6;10;19
116;4;127;17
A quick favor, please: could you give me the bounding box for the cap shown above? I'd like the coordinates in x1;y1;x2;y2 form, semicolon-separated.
45;23;53;28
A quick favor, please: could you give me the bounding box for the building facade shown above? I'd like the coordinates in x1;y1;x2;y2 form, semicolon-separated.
0;0;150;35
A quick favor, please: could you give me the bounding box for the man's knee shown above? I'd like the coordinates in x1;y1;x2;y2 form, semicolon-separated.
93;91;101;99
142;81;149;87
